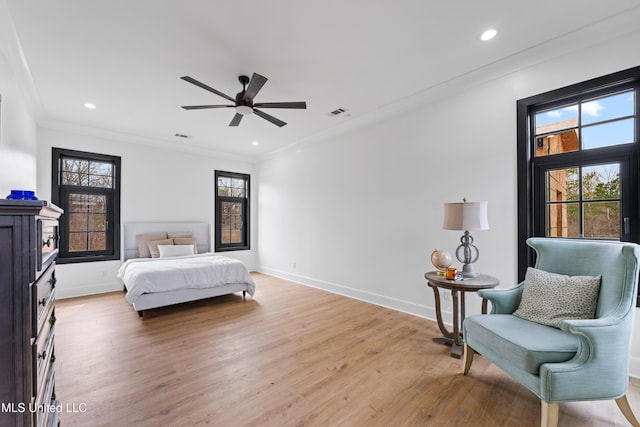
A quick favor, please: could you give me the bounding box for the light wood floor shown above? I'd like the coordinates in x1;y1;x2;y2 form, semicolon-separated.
55;273;640;427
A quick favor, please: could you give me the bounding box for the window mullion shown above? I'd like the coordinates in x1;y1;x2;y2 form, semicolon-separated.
578;167;584;238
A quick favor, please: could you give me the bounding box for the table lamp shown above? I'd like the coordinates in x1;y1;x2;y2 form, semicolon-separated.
443;199;489;278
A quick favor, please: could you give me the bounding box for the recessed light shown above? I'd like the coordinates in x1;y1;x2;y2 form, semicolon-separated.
252;141;259;146
84;103;96;110
480;29;497;41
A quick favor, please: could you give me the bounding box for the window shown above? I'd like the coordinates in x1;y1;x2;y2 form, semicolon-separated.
215;170;250;252
51;148;121;263
517;66;640;287
543;164;621;239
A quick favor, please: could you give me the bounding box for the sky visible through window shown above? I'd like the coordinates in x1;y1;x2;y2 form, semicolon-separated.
535;90;635;149
535;90;635;178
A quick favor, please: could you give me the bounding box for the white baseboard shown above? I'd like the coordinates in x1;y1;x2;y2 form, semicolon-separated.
56;280;122;299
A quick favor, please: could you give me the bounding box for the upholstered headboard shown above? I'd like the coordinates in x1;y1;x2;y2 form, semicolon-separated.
121;222;211;261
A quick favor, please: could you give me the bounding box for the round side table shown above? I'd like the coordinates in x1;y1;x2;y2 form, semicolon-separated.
424;271;499;358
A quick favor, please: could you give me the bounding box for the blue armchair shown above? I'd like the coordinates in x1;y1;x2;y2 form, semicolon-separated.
462;238;640;427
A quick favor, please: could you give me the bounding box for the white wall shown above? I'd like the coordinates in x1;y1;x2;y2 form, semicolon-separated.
0;2;38;196
258;78;516;319
258;30;640;374
36;127;258;298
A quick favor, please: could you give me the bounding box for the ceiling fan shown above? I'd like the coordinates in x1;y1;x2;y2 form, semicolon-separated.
180;73;307;127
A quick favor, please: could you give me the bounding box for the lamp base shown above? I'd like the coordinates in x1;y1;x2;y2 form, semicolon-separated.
461;264;478;278
455;231;480;278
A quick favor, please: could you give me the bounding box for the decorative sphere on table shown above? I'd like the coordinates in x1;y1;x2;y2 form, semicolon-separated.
430;249;452;271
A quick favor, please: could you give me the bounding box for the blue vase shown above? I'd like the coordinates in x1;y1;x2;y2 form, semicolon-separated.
5;190;38;200
22;191;38;200
6;190;24;199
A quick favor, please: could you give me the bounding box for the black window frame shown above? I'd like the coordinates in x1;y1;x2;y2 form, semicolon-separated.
518;67;640;291
214;170;250;252
51;147;121;264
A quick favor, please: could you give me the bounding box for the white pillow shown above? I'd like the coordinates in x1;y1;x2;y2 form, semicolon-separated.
146;238;174;258
173;237;198;253
158;244;195;258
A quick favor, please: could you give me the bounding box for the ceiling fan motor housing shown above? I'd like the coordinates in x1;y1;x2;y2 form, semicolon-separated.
235;91;253;115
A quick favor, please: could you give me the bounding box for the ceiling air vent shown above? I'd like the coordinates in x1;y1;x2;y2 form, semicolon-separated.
328;107;349;117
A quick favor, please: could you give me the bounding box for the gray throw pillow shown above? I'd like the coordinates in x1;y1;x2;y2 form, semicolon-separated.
136;232;168;258
513;267;601;328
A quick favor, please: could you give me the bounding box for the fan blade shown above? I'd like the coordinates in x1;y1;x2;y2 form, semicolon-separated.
181;105;234;110
253;109;286;127
244;73;268;102
229;113;243;127
253;102;307;109
181;76;236;103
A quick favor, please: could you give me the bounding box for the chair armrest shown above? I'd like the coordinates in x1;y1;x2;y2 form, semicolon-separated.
540;314;632;402
561;315;623;331
477;282;525;314
560;315;630;349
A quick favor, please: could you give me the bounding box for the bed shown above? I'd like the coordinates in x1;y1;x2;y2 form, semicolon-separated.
118;222;255;318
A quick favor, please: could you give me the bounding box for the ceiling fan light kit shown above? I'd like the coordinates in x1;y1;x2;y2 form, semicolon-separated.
235;105;253;115
181;73;307;127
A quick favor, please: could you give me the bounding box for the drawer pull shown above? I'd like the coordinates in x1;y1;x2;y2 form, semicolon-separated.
38;350;46;360
49;275;57;287
43;236;53;248
39;298;47;307
49;314;56;326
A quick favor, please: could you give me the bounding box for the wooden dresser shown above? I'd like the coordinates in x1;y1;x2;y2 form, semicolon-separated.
0;200;63;427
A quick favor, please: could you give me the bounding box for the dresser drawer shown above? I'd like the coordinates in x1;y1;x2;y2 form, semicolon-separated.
33;368;57;427
38;218;59;276
32;262;56;337
32;305;55;399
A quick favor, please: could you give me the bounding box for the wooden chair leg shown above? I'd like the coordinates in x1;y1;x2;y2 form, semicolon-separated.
615;395;640;426
541;401;559;427
462;342;474;375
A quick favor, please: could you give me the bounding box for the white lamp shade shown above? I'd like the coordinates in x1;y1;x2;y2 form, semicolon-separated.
443;201;489;231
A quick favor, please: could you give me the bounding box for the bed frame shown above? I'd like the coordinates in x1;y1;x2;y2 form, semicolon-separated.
120;222;251;317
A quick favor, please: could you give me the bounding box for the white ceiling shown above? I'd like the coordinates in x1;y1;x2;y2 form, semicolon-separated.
5;0;640;160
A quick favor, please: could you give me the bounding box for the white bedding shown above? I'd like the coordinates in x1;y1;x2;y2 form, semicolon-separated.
117;253;256;303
